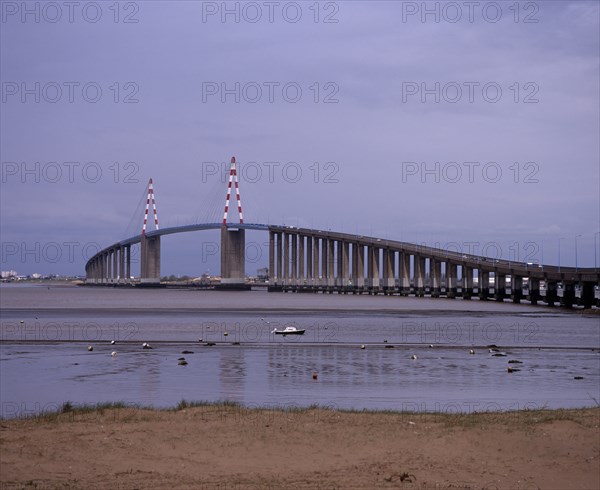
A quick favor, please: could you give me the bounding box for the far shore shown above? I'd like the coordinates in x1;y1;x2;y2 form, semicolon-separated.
1;403;598;489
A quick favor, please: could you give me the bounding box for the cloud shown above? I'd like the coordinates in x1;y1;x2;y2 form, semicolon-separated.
1;0;598;275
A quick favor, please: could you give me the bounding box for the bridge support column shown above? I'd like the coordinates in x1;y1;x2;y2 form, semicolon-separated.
276;232;283;287
269;231;275;285
463;266;473;299
104;252;110;284
479;270;489;300
580;282;595;309
415;255;426;297
528;277;539;304
559;282;574;308
336;241;343;288
313;238;320;287
126;245;131;282
495;274;506;301
141;235;161;284
540;280;552;306
100;253;106;283
447;263;457;298
291;234;297;288
306;236;313;286
382;249;395;293
352;243;364;290
321;238;328;289
112;248;118;284
119;246;125;283
327;239;336;288
103;252;108;283
512;275;523;303
112;247;120;284
431;258;441;297
108;250;113;283
351;243;357;291
107;252;112;283
298;235;305;288
220;227;245;287
368;246;380;293
340;241;350;288
283;233;289;287
398;252;410;295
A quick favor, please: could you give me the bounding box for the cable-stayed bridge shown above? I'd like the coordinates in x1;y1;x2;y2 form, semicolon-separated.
85;158;600;308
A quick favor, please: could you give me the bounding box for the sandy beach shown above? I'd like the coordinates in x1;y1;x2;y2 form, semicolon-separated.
1;405;598;489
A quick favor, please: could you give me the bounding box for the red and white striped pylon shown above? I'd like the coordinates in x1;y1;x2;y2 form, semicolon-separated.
222;156;244;225
142;178;159;235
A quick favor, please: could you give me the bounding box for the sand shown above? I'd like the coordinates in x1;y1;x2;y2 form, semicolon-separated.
1;405;598;489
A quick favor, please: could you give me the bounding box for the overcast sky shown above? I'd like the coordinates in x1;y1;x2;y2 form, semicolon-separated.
1;0;599;276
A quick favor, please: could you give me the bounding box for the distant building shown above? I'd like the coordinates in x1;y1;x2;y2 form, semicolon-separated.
1;270;17;279
257;267;269;280
31;273;42;279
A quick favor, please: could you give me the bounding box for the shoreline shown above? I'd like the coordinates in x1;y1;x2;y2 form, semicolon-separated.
2;404;598;488
3;400;600;421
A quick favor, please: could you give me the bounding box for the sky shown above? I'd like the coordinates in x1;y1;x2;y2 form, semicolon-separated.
1;0;599;277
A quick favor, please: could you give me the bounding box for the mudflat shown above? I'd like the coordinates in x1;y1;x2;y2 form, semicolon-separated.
1;405;598;489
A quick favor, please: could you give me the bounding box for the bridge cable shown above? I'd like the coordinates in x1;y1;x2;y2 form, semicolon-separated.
122;181;152;239
191;160;234;224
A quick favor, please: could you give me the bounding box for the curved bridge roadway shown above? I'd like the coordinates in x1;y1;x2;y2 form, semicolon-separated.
85;223;600;308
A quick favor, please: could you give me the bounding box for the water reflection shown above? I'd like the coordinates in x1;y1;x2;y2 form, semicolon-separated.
1;287;599;416
219;347;246;403
1;342;598;417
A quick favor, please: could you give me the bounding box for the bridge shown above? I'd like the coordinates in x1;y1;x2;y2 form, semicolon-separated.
85;158;600;308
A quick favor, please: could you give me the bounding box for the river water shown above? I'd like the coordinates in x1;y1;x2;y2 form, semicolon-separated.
1;284;598;417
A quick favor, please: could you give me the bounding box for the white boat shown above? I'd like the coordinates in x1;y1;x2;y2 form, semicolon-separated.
272;326;306;336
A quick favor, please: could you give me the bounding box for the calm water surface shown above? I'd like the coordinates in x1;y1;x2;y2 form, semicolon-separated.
1;284;599;417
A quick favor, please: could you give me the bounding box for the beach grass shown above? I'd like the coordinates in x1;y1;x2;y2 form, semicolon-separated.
3;399;598;432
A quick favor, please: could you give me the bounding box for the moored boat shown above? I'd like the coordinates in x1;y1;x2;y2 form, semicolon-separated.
272;326;305;336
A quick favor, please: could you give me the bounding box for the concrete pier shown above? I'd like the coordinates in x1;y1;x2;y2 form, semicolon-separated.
528;278;540;305
512;275;523;303
220;226;245;286
141;235;161;283
431;258;441;297
479;270;490;300
313;237;320;287
463;266;473;299
495;273;506;301
399;253;410;295
355;243;365;289
447;263;457;298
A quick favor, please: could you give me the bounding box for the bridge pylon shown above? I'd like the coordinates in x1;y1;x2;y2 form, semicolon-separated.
220;157;246;287
140;178;161;283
